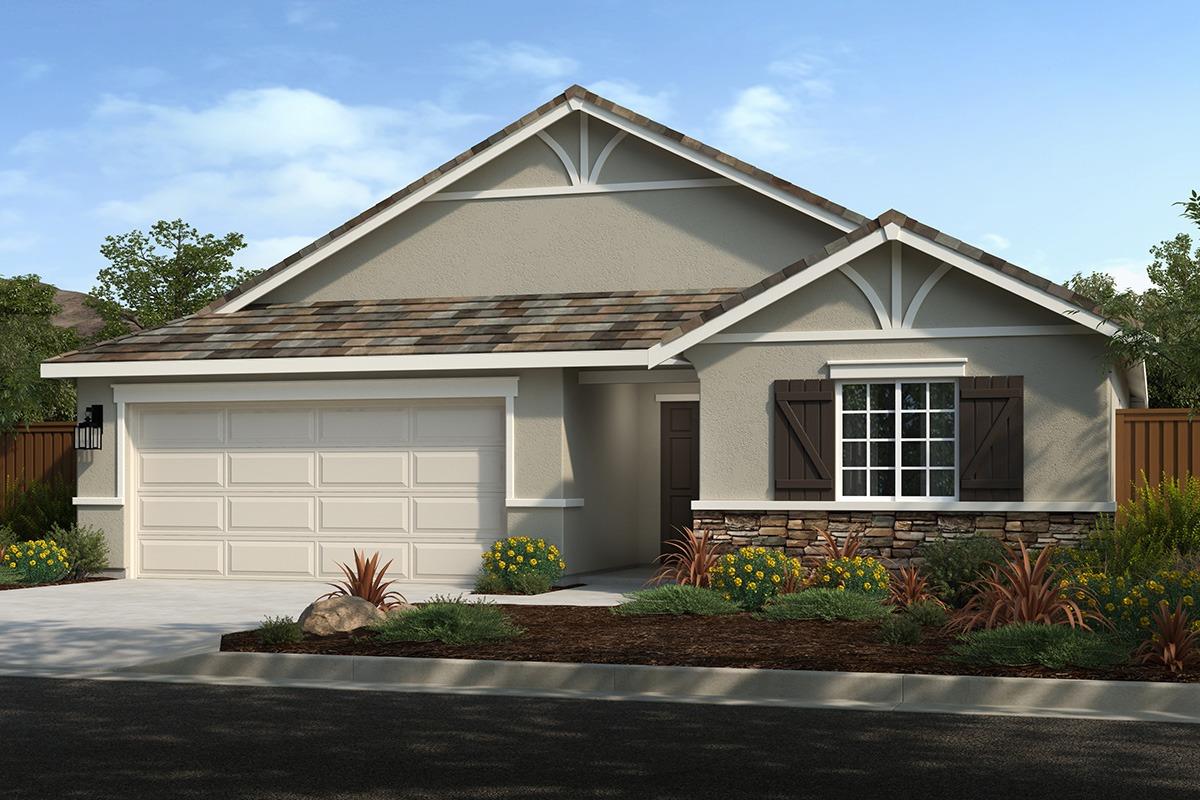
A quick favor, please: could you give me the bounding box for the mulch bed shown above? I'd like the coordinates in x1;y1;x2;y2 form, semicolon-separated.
221;604;1197;683
0;576;115;592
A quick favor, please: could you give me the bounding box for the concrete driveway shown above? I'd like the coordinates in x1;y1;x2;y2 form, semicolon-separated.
0;571;644;675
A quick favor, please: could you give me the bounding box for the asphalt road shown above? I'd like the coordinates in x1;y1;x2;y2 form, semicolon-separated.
2;676;1197;800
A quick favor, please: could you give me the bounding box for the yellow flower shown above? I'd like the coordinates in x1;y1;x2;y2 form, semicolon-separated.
754;571;764;579
771;574;781;584
734;577;743;587
748;582;757;591
863;582;872;590
516;555;524;563
558;561;565;569
529;558;538;566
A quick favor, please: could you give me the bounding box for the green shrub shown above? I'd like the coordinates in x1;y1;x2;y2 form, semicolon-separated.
880;615;922;645
257;615;303;645
1069;567;1200;637
950;624;1130;669
921;536;1007;607
479;536;564;594
1;479;74;540
1079;475;1200;577
372;596;523;645
758;588;892;622
708;546;803;610
811;555;890;600
613;585;741;616
473;571;509;594
47;523;109;579
2;537;69;584
905;599;950;627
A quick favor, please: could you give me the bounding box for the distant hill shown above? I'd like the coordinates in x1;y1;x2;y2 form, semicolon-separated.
46;286;140;341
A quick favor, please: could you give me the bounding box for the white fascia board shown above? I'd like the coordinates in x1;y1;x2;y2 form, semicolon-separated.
112;377;519;405
827;358;967;380
895;229;1121;337
1125;361;1149;408
579;101;860;234
693;500;1116;513
43;348;653;380
648;229;888;365
214;102;576;313
708;325;1091;344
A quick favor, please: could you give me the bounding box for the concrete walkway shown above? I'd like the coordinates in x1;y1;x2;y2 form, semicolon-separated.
0;568;651;674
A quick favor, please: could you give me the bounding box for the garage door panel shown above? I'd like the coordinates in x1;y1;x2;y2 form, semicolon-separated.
319;407;411;446
413;543;483;579
140;496;224;531
228;497;315;531
319;497;409;531
228;541;315;577
140;452;224;487
139;410;224;448
413;450;503;488
414;406;503;444
319;452;409;487
320;543;409;579
413;495;504;533
228;409;315;446
228;452;315;487
140;540;224;575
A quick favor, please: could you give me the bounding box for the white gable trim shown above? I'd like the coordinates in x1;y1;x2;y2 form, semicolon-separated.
648;226;1121;365
216;97;860;314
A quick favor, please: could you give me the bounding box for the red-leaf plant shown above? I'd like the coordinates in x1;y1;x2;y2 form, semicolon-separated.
321;549;408;610
817;530;863;561
650;528;722;588
889;565;942;608
948;542;1099;632
1137;600;1200;674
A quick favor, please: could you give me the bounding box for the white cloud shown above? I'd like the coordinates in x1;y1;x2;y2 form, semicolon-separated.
458;42;578;81
1090;258;1153;293
980;232;1011;251
767;54;836;98
240;235;315;270
0;170;30;196
11;58;51;82
587;80;673;120
285;2;337;30
717;86;794;157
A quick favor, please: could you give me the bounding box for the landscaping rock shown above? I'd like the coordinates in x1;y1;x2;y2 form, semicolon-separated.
298;596;388;636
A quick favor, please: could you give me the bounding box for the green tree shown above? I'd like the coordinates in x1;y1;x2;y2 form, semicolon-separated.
0;276;79;430
90;219;255;336
1068;191;1200;408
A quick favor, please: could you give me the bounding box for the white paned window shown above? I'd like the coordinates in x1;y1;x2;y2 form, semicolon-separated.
837;380;957;500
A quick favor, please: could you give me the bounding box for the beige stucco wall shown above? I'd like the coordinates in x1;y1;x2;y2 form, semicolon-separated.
259;185;837;302
725;270;881;333
914;268;1070;328
688;334;1112;503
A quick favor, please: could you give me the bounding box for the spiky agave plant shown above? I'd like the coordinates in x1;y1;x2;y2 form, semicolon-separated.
321;549;408;610
1137;600;1200;674
650;528;721;587
948;543;1097;632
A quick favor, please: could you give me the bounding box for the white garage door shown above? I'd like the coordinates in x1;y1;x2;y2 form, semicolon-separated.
130;399;505;581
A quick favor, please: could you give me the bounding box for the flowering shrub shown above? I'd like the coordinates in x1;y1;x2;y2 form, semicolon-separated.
812;555;890;600
480;536;564;594
1070;567;1200;635
709;547;803;610
2;538;70;585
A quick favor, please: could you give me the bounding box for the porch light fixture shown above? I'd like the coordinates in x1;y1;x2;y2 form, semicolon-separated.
75;404;103;450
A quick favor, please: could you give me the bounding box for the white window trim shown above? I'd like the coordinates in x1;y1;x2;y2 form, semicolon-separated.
835;379;960;503
73;377;584;510
828;359;968;380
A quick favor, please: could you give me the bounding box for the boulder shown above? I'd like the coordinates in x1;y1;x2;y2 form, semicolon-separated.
297;595;386;636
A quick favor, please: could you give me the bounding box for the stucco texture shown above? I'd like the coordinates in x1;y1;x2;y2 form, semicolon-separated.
688;335;1112;502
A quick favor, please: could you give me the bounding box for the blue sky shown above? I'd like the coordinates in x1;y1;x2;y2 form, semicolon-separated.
2;0;1197;293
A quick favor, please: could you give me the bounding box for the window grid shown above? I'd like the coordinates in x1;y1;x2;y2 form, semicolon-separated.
838;380;957;501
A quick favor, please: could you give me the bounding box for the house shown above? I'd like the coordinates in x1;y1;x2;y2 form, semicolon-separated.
42;85;1146;582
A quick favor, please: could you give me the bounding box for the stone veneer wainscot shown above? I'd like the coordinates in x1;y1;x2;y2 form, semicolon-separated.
691;511;1100;568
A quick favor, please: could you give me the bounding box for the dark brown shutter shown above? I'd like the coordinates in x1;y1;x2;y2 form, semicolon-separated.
773;379;835;500
959;376;1024;501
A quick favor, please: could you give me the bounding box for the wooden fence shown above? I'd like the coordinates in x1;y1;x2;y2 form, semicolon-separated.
1115;409;1200;506
0;422;76;511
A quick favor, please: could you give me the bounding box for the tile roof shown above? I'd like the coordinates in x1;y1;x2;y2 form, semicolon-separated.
206;84;868;313
50;289;740;363
656;209;1108;345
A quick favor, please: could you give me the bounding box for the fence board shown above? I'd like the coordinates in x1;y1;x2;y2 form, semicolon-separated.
1116;410;1200;505
0;423;76;510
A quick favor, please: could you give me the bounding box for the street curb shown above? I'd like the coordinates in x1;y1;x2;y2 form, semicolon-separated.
119;651;1200;723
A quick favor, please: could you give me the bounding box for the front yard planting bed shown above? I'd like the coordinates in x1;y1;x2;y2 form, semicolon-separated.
220;604;1197;683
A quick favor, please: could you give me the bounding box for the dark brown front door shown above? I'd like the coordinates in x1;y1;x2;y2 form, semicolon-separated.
660;401;700;554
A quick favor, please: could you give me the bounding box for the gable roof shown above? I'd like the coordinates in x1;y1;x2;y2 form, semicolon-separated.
648;208;1120;365
47;289;738;364
208;84;869;314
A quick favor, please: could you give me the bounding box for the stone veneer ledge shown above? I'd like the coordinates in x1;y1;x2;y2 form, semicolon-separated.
691;510;1100;568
